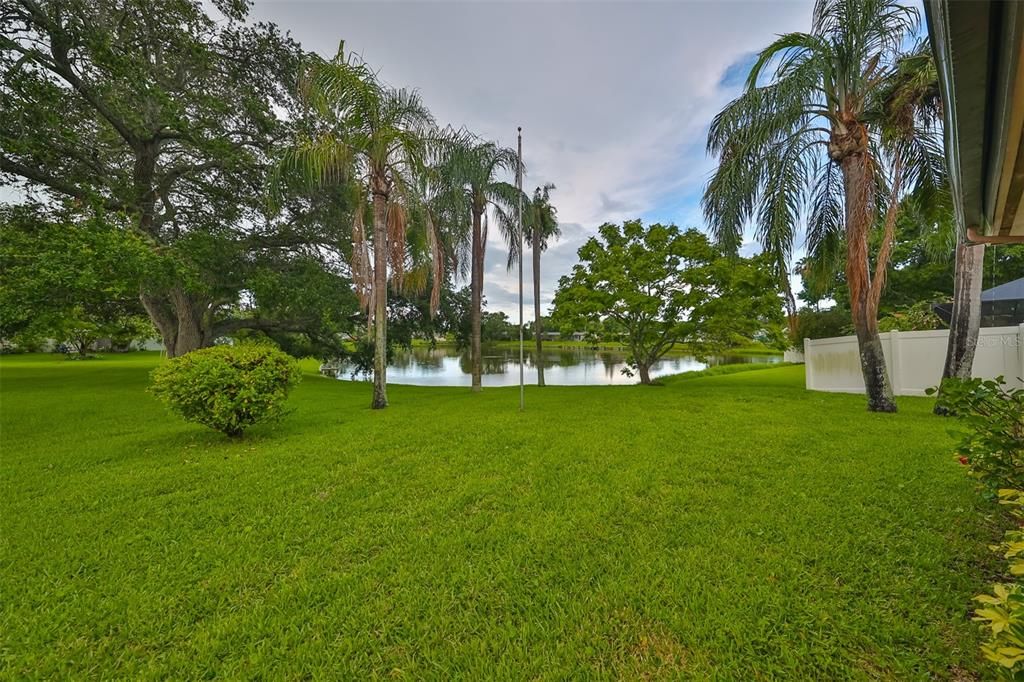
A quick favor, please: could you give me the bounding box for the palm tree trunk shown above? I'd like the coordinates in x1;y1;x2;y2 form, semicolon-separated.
533;227;545;387
470;208;484;392
935;237;985;414
371;190;389;409
840;152;897;413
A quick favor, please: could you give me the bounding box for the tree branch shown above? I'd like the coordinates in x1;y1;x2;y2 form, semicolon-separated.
17;0;140;147
212;317;316;337
1;156;125;211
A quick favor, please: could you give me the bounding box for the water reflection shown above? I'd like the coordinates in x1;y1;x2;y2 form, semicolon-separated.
331;345;781;387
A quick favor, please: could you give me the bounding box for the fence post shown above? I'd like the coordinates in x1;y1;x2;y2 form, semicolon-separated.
887;330;901;396
803;337;812;390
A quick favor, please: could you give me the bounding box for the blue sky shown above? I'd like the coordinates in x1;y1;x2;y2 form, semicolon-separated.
250;0;816;317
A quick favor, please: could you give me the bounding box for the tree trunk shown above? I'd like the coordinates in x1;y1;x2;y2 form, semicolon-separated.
935;238;985;414
371;190;389;409
140;289;211;358
840;151;897;413
470;208;484;392
171;288;206;356
638;363;652;385
533;226;545;387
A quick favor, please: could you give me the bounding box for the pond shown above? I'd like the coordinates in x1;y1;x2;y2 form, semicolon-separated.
326;345;782;386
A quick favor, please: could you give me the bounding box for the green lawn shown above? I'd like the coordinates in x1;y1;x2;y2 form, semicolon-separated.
0;353;994;679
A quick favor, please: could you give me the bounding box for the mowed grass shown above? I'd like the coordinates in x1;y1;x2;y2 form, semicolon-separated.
0;353;994;679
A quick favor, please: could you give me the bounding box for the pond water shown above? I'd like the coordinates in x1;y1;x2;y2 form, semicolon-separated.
327;345;782;387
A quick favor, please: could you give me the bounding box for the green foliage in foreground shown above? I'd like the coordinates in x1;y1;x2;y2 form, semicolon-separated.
150;344;302;438
0;354;994;678
932;378;1024;679
974;490;1024;679
931;377;1024;495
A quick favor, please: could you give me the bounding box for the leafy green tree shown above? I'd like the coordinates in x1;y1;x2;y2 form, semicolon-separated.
798;199;1024;332
528;316;554;340
386;282;469;349
438;133;522;392
551;220;783;384
443;289;517;349
445;286;475;351
878;301;943;332
45;304;153;357
793;307;851;342
278;45;435;409
482;312;516;342
702;0;939;412
0;205;154;354
0;0;360;359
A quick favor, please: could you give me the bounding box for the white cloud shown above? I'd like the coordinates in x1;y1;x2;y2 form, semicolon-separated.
249;0;812;316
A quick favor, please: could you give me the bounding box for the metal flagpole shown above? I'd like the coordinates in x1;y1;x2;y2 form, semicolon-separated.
517;127;525;412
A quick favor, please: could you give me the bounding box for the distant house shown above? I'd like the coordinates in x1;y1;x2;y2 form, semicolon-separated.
935;276;1024;327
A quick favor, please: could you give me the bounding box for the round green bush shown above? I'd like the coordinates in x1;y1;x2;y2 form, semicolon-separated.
150;343;302;437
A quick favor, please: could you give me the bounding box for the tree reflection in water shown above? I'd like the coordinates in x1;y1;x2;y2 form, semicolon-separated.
331;345;781;387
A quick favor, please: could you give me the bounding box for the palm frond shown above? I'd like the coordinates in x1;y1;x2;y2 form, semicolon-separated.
805;156;845;274
524;183;560;248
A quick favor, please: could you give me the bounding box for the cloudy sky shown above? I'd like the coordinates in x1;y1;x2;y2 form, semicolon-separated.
249;0;814;318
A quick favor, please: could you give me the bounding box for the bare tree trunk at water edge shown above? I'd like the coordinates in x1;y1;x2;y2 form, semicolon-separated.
470;209;484;392
840;150;896;413
935;238;985;414
533;225;545;387
371;190;389;409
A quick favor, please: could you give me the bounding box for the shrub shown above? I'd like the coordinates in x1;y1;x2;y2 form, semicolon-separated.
150;343;301;437
791;307;851;345
877;300;944;332
929;377;1024;494
932;379;1024;679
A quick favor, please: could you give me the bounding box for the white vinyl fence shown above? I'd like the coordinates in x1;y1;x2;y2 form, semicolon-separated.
803;325;1024;396
783;348;805;363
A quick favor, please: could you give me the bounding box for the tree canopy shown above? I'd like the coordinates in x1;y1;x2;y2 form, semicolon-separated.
0;204;154;353
1;0;357;357
551;220;784;384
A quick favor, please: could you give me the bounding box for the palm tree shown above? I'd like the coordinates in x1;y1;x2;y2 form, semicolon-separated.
439;133;521;392
522;184;560;386
702;0;931;413
877;41;982;413
280;45;434;409
410;159;474;319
